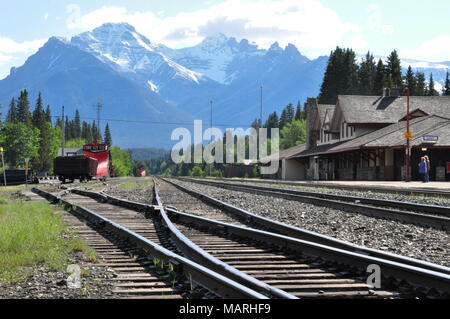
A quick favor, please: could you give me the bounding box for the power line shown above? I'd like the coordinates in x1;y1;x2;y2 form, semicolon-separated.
0;115;253;128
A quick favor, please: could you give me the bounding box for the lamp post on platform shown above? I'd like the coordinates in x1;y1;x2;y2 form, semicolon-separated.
260;85;263;128
210;100;213;177
400;85;411;182
1;147;6;187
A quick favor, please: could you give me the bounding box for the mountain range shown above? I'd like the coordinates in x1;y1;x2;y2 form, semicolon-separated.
0;23;449;148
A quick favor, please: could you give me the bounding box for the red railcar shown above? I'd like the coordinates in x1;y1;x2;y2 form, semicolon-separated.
82;141;113;180
137;166;146;177
54;141;113;183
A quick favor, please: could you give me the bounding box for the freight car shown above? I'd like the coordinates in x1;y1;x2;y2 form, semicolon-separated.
82;142;112;181
54;141;113;183
53;155;98;183
0;169;38;186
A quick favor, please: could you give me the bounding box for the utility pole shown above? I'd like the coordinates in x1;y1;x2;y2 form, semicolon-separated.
61;106;65;157
96;99;103;142
406;87;411;182
399;84;411;182
1;147;6;187
260;85;263;129
210;100;213;177
25;158;29;188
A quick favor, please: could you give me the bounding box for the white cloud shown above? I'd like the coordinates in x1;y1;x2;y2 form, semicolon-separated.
344;34;369;51
0;37;47;55
0;53;13;63
66;3;82;29
44;12;49;20
0;37;47;79
366;4;394;35
403;34;450;62
66;0;362;52
380;25;394;35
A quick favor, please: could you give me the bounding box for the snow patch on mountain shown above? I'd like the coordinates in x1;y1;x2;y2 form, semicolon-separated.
147;80;158;93
70;23;204;86
159;34;265;84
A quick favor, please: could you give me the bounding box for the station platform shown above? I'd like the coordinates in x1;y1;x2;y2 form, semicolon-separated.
214;178;450;191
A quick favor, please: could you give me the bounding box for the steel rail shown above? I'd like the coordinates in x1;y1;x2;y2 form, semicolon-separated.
71;187;297;299
174;178;450;230
160;177;450;276
178;178;450;217
189;177;450;199
32;187;268;300
164;206;450;294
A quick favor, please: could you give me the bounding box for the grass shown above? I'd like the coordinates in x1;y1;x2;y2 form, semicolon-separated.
0;190;96;283
117;179;154;190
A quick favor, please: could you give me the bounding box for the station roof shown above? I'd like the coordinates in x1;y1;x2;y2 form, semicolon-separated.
291;115;450;159
336;95;450;125
259;143;306;164
57;148;83;156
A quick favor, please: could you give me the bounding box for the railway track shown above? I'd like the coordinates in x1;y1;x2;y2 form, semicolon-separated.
33;182;450;299
60;207;183;299
199;177;450;199
32;188;268;299
174;177;450;230
154;178;450;298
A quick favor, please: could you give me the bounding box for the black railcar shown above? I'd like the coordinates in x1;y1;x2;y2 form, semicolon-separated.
0;169;38;185
53;155;98;183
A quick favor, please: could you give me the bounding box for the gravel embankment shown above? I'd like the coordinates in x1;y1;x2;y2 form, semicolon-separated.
207;180;450;207
172;179;450;267
92;178;154;204
0;251;116;299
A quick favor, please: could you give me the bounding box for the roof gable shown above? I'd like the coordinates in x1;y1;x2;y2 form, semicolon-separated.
337;95;450;125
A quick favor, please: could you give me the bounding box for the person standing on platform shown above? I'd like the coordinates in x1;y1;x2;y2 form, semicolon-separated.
424;155;431;183
419;157;427;183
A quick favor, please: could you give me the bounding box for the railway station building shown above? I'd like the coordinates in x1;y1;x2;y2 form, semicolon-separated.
268;91;450;182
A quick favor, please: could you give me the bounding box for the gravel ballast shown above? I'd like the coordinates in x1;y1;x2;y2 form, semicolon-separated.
171;179;450;268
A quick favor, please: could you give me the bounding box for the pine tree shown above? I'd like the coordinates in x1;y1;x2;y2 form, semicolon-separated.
374;59;387;95
104;123;112;147
32;92;45;128
427;73;439;96
285;103;295;123
45;105;52;123
358;52;377;95
251;118;260;130
55;117;62;130
343;48;359;94
405;66;417;95
318;47;359;104
443;71;450;96
17;90;32;128
264;112;280;139
386;50;402;88
91;120;102;142
65;116;72;140
415;72;426;96
318;47;346;104
82;122;93;143
295;101;302;120
74;110;81;139
6;98;18;123
279;109;289;130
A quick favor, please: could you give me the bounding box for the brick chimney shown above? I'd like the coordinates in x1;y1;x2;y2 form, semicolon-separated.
389;87;400;97
306;98;318;151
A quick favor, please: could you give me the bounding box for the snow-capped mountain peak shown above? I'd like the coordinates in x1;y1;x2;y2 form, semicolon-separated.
70;23;205;93
159;32;265;84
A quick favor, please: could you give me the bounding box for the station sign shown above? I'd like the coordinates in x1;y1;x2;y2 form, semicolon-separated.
423;136;438;143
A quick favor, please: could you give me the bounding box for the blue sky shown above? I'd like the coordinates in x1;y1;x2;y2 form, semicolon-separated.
1;0;450;79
